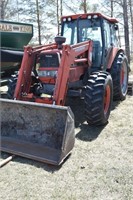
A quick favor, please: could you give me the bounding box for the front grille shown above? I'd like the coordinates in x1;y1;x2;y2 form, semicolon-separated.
39;53;60;68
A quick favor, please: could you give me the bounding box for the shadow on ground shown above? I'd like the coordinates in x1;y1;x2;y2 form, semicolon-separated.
67;98;106;141
0;152;67;172
76;124;106;142
66;97;121;142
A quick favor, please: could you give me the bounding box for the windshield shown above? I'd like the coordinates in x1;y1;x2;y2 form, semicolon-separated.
61;18;102;46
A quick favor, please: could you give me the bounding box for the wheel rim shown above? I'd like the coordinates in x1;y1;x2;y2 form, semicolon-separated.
104;85;111;115
120;61;128;95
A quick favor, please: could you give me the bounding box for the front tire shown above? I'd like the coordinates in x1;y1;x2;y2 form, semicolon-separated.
85;71;113;126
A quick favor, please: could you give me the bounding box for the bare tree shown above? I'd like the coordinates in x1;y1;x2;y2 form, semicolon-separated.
36;0;41;44
56;0;64;34
128;0;133;55
79;0;89;13
122;0;130;62
83;0;87;13
110;0;114;17
57;0;60;34
60;0;63;16
0;0;9;19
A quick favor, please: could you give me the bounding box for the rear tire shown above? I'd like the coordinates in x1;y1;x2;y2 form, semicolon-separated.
7;74;18;99
110;52;129;100
85;71;113;126
7;73;42;99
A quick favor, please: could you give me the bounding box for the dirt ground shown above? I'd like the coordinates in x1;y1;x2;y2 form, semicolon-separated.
0;67;133;200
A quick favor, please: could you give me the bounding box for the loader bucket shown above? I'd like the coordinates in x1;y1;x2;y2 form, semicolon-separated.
0;98;75;165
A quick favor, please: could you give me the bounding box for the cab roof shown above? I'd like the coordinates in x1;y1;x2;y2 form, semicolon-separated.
61;12;118;23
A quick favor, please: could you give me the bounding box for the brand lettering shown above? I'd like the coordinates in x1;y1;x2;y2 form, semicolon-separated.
0;23;32;33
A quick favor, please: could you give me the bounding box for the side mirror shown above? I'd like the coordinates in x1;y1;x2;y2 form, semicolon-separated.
114;24;118;31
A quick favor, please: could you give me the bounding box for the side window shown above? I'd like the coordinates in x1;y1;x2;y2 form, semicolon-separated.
104;20;111;48
110;24;119;47
62;23;77;45
63;23;72;44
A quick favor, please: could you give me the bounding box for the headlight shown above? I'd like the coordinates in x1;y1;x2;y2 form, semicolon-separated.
93;15;98;19
63;18;66;22
87;15;92;19
67;17;71;21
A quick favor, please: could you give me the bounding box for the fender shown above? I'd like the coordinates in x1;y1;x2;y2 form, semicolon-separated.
106;47;125;69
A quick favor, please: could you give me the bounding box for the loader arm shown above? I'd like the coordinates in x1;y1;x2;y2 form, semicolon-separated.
14;40;93;105
53;40;93;105
14;43;57;100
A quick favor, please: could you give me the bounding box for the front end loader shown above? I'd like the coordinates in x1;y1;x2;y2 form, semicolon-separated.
1;99;74;165
0;37;93;165
0;13;129;165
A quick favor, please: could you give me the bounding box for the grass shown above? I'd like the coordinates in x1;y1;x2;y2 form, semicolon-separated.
0;94;133;200
0;63;133;200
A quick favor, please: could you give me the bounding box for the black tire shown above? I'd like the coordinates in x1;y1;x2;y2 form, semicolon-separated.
7;74;18;99
7;73;42;99
110;52;129;100
85;71;113;126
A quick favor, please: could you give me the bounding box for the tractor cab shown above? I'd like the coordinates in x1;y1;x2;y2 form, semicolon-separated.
61;13;119;69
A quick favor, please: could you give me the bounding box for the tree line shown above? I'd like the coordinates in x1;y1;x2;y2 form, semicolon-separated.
0;0;133;61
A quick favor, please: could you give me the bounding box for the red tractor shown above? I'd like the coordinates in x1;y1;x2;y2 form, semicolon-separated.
0;13;129;165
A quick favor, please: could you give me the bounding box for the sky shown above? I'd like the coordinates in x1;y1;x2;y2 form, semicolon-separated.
92;0;100;4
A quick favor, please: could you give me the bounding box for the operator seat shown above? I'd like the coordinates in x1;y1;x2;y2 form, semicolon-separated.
92;40;102;69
